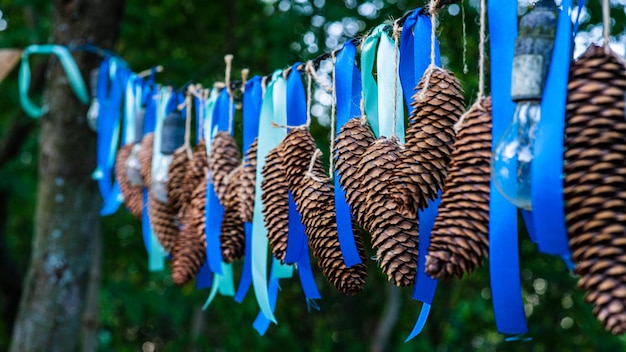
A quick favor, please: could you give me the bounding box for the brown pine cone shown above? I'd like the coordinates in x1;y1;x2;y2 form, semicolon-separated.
239;138;258;223
178;140;208;220
563;44;626;335
280;128;368;294
166;146;190;217
171;173;208;286
148;190;179;254
116;144;143;218
138;133;154;187
356;137;419;287
426;97;493;280
209;132;241;205
333;118;376;226
394;67;465;215
220;166;245;263
261;146;289;263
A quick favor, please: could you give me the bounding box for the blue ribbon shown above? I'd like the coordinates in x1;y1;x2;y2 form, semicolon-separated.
236;76;263;302
397;8;442;341
531;0;573;262
488;0;528;335
284;64;307;264
96;58;130;216
334;41;365;267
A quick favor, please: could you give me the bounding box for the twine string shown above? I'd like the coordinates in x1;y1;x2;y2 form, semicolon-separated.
602;0;611;53
477;0;486;101
329;51;338;176
305;149;330;183
461;0;469;74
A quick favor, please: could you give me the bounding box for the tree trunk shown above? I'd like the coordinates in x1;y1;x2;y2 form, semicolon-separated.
10;1;124;351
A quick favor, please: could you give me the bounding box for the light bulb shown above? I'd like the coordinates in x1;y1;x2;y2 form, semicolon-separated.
491;101;541;210
152;154;171;203
125;144;143;186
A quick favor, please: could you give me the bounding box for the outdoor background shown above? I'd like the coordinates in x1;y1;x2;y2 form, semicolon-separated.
1;0;626;351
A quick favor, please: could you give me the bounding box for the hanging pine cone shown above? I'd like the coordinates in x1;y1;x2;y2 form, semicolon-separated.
209;131;241;205
116;144;143;218
138;133;154;187
178;140;208;219
166;146;190;217
426;97;493;280
171;174;208;285
394;67;465;215
148;190;179;254
563;44;626;335
280;128;368;294
333;117;376;226
239;138;258;223
261;146;289;263
355;137;418;287
220;166;245;263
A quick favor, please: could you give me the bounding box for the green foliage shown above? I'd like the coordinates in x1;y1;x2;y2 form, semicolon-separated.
2;0;626;351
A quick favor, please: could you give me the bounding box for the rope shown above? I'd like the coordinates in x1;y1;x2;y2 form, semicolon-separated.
305;149;330;183
602;0;611;53
183;89;193;160
305;67;313;127
392;29;400;140
224;55;235;135
461;0;469;74
329;51;338;176
477;0;486;101
418;0;442;100
305;60;332;93
240;68;249;93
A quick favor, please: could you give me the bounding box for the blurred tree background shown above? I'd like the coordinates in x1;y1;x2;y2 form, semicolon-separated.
1;0;626;351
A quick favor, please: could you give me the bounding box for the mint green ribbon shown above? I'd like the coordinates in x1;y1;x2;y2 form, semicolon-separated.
251;71;290;323
147;86;171;271
377;32;405;143
203;262;235;309
19;45;89;118
360;25;385;137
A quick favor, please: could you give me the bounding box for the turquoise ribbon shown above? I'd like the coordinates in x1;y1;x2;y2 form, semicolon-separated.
360;25;385;137
251;71;287;324
19;45;89;118
203;262;235;309
488;0;528;335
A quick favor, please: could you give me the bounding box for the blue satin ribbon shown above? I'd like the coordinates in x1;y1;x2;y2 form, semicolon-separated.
531;0;573;264
488;0;528;335
284;64;307;264
573;0;586;37
140;83;157;258
334;41;365;268
95;57;130;216
397;8;442;341
236;76;263;302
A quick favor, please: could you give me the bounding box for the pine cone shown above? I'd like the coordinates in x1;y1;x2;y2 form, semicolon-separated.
356;137;418;287
261;146;289;263
116;144;143;218
220;166;245;263
239;138;258;223
209;132;241;205
281;128;368;294
426;97;493;280
334;118;376;226
178;140;208;220
171;174;208;285
395;67;465;214
148;190;179;254
563;44;626;335
166;146;190;217
138;133;154;187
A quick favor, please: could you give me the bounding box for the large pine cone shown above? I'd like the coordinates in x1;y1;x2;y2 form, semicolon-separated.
148;191;179;254
138;133;154;187
116;144;143;218
220;166;245;263
239;138;258;223
356;137;419;287
281;128;368;294
171;174;208;286
209;132;241;205
426;97;492;280
334;118;376;225
261;146;289;263
394;67;465;215
178;140;208;219
563;44;626;335
166;146;190;216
